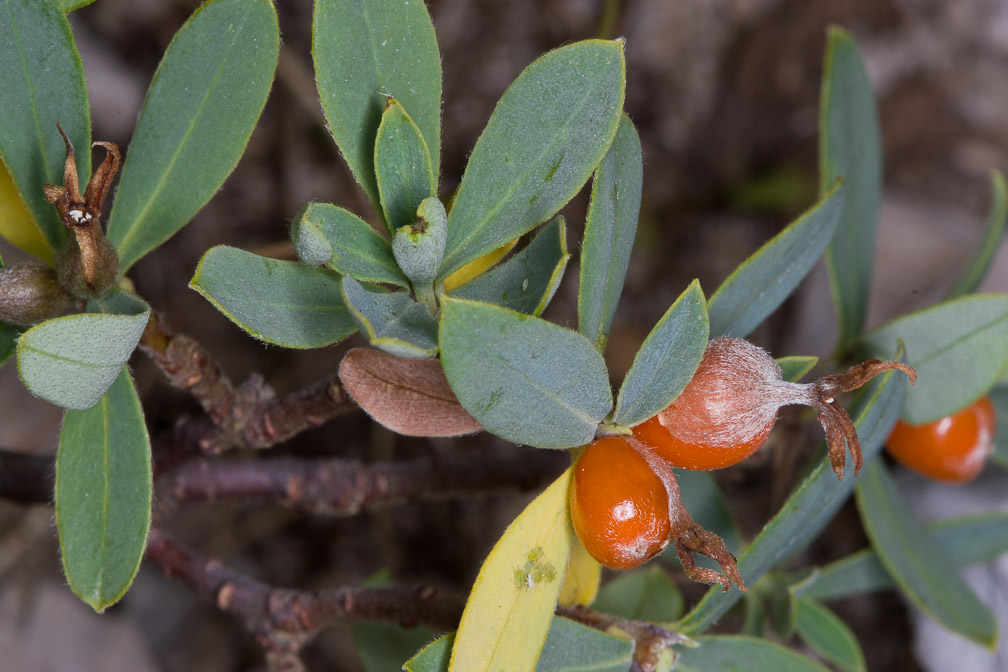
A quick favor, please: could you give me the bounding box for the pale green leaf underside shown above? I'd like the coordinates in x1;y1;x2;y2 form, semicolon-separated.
612;280;708;427
794;598;866;672
708;181;844;338
0;0;91;252
677;356;911;634
578;114;642;351
860;294;1008;423
405;617;633;672
312;0;441;217
820;26;881;347
106;0;280;271
855;460;997;647
676;636;830;672
441;40;625;277
16;299;150;410
60;0;96;10
451;217;569;316
439;297;612;449
946;170;1008;299
190;245;356;349
341;276;438;358
56;368;151;612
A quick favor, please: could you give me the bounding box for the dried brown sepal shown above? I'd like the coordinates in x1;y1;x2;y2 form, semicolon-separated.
811;359;916;480
338;348;483;437
631;438;746;592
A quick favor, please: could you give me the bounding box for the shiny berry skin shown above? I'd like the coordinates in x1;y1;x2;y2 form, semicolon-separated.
569;437;671;570
632;337;788;470
885;396;997;483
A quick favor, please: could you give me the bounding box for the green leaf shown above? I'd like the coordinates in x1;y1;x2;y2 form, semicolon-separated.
374;99;436;235
60;0;96;10
190;245;356;349
106;0;280;271
707;182;844;338
0;255;18;366
820;27;881;347
439;297;612;449
777;356;819;382
16;296;151;410
675;636;830;672
854;460;997;647
578;114;642;351
991;385;1008;469
611;280;708;427
803;512;1008;600
0;0;91;255
946;170;1008;299
406;618;633;672
291;202;408;287
341;277;438;358
440;40;625;277
312;0;441;217
676;355;911;635
450;217;569;316
593;565;685;622
449;469;574;672
741;594;766;637
55;368;151;611
860;294;1008;423
794;597;866;672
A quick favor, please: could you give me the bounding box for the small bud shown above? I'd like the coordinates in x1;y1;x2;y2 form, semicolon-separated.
290;207;333;266
392;196;447;289
0;265;74;326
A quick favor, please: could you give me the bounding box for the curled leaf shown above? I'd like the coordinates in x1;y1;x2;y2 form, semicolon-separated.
339;348;482;437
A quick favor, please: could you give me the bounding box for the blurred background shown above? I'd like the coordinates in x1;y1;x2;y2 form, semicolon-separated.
2;0;1007;669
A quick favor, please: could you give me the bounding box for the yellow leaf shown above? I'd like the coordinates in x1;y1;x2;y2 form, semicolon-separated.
0;159;53;264
442;238;517;292
449;467;574;672
558;535;602;607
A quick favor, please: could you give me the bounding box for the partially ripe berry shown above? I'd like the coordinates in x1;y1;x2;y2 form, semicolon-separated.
569;436;671;570
633;337;916;479
886;396;996;483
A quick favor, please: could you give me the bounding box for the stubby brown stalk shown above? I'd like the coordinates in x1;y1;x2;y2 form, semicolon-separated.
43;122;120;297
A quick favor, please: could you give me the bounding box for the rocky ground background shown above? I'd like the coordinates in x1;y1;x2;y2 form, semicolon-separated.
2;0;1007;670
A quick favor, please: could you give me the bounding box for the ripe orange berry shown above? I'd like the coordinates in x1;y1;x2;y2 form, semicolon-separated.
569;436;671;570
885;396;997;483
632;337;916;478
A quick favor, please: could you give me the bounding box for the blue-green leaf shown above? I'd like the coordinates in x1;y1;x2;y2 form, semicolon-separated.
820;27;881;347
312;0;441;216
860;294;1008;423
291;202;408;287
0;0;91;256
855;460;997;647
60;0;95;10
450;217;569;316
794;597;866;672
439;297;612;449
374;98;436;235
611;280;708;427
676;355;911;635
16;295;151;410
676;636;830;672
56;368;151;611
594;565;685;622
441;40;625;277
991;384;1008;469
341;277;438;358
946;170;1008;299
106;0;280;271
578;114;642;351
777;356;819;382
190;245;356;349
708;182;844;338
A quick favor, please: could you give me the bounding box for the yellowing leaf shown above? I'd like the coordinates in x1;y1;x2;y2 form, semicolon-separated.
442;238;517;292
558;535;602;607
450;467;575;672
0;160;52;263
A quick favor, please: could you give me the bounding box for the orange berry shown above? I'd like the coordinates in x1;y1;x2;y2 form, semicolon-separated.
569;437;671;570
885;396;997;483
631;337;916;478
